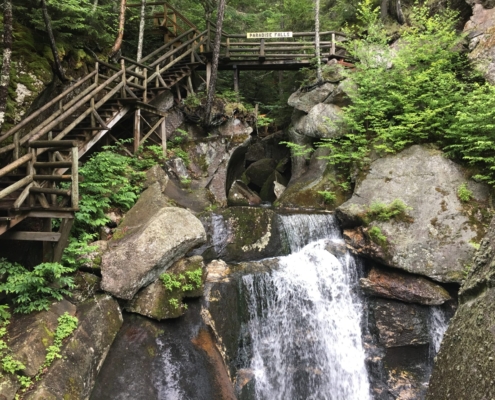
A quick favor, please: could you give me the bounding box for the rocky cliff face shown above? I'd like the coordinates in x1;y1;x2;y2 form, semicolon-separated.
427;216;495;399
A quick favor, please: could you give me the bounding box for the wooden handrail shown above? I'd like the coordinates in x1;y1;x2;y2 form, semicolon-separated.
0;71;97;144
149;30;207;68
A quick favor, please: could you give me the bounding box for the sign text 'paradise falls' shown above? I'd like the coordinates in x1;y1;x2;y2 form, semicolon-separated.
247;32;293;39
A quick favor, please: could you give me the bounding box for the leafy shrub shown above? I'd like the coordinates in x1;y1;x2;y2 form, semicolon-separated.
457;183;474;202
0;259;75;314
318;190;337;204
368;226;387;245
41;312;78;371
160;268;203;292
364;199;412;223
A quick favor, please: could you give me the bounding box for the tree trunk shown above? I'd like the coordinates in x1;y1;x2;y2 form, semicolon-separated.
0;0;12;131
92;0;98;13
41;0;67;82
396;0;405;25
314;0;322;83
204;0;226;125
380;0;389;21
110;0;127;58
136;0;146;61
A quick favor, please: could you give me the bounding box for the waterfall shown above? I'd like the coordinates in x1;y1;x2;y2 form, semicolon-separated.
242;214;371;400
277;213;340;252
153;338;184;400
429;306;449;354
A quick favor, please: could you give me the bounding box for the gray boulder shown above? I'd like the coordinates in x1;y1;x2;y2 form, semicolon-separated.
125;256;205;321
101;206;206;300
427;216;495;400
198;207;290;262
24;295;122;400
292;103;343;139
337;145;491;283
288;83;337;113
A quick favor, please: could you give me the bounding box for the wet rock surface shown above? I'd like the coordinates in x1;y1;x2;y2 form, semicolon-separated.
427;216;495;400
360;267;451;305
196;207;290;262
337;145;491;283
90;303;235;400
227;180;262;207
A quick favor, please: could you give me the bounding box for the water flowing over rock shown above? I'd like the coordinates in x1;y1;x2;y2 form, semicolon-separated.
427;215;495;400
25;295;122;400
359;267;451;305
101;207;206;300
337;145;491;283
242;241;371;400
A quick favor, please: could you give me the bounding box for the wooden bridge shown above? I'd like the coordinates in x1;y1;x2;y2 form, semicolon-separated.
0;1;348;260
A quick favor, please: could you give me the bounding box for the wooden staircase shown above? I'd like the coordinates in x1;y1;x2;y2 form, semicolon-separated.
0;4;208;260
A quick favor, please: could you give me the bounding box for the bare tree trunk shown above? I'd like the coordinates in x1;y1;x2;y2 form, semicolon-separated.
110;0;126;58
396;0;405;25
0;0;12;131
41;0;67;82
136;0;146;61
314;0;322;83
204;0;226;125
380;0;389;21
92;0;98;13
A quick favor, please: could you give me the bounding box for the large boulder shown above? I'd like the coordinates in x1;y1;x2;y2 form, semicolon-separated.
292;103;343;139
464;2;495;83
288;83;337;113
427;216;495;400
337;145;491;283
101;206;206;300
244;158;277;188
197;207;290;262
360;267;451;305
7;300;76;377
125;256;205;320
24;295;122;400
227;180;262;207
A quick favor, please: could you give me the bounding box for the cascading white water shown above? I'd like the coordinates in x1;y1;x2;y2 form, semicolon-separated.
154;338;184;400
242;214;371;400
429;306;449;354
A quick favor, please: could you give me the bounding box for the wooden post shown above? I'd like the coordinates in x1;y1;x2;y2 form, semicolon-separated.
161;116;167;159
226;37;230;58
29;148;36;207
187;76;195;95
156;65;160;88
143;68;148;103
71;146;78;210
259;38;265;62
13;131;19;160
121;59;126;98
53;218;74;263
233;67;239;92
176;85;182;101
42;218;53;262
331;33;336;56
134;109;141;153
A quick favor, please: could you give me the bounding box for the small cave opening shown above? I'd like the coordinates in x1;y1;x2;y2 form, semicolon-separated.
225;131;292;206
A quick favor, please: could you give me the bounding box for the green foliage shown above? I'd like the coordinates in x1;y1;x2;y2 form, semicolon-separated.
280;141;314;159
2;355;25;375
0;306;11;323
319;3;476;180
368;226;387;245
40;313;78;372
168;298;180;310
317;190;337;204
457;183;474;203
0;259;75;314
364;199;412;223
160;268;203;292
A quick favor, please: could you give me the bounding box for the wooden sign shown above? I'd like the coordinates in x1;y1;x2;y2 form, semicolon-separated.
247;32;293;39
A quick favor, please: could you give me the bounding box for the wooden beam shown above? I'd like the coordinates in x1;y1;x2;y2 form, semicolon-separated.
161;117;167;158
27;210;74;219
53;218;74;262
0;175;33;200
0;231;61;241
134;109;141;153
71;146;79;210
